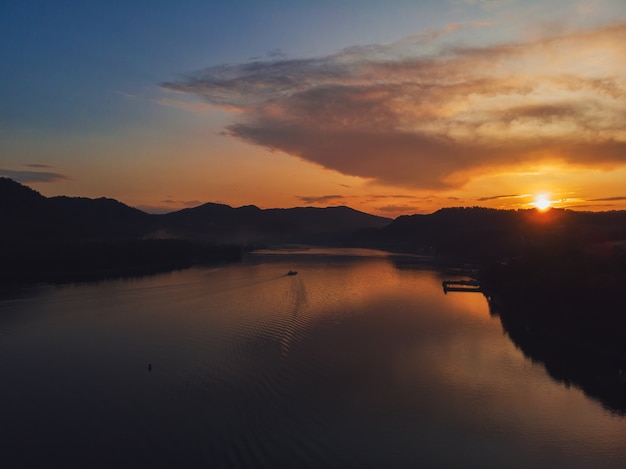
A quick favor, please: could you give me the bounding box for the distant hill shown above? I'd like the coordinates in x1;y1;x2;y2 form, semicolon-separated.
0;177;390;283
160;202;392;244
0;177;51;238
0;176;48;212
5;178;626;255
0;178;391;244
0;178;150;241
370;206;626;261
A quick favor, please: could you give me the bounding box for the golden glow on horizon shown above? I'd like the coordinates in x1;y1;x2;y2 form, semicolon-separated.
3;5;626;219
533;193;552;211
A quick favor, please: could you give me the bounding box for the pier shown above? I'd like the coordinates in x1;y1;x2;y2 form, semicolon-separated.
442;279;482;293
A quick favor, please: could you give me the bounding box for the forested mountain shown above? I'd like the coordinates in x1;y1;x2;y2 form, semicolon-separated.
4;177;626;291
372;206;626;261
0;178;391;244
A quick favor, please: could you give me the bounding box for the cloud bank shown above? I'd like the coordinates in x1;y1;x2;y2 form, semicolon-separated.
588;196;626;202
296;194;347;205
164;22;626;191
0;168;68;183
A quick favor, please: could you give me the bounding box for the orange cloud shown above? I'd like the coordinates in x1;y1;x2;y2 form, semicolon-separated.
164;21;626;191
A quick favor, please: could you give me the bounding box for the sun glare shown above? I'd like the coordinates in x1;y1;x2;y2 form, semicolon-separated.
533;194;552;211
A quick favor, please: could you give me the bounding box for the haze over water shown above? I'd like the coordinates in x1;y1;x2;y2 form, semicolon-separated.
1;248;625;467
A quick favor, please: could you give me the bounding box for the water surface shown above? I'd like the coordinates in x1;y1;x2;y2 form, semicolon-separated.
1;248;625;467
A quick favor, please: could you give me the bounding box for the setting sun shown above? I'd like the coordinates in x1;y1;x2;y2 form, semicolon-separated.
533;194;552;211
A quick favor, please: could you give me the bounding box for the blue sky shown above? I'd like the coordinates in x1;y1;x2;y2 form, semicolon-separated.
2;1;456;132
2;1;626;215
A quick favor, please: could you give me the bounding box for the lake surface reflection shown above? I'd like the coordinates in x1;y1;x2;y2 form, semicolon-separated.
1;248;625;468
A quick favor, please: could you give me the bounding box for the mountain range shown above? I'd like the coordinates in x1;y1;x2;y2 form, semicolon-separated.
0;177;391;244
4;177;626;259
376;206;626;261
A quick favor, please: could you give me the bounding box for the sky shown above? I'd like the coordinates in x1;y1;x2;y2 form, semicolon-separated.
2;0;626;216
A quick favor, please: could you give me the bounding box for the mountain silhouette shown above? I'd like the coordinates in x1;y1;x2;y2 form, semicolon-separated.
6;178;626;254
373;206;626;261
0;178;391;283
0;178;391;244
160;202;391;243
0;178;150;241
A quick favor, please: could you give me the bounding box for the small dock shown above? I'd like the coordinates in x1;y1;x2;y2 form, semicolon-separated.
442;279;482;293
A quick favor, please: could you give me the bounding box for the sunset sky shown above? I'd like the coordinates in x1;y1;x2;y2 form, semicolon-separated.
2;0;626;216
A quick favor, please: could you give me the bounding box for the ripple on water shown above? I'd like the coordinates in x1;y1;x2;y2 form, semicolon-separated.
2;255;626;468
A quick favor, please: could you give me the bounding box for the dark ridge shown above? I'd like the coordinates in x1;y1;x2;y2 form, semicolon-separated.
0;177;54;239
158;202;391;244
47;196;150;239
372;206;626;262
0;176;47;210
0;178;391;283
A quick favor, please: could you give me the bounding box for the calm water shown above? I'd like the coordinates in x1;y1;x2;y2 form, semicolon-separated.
1;248;625;468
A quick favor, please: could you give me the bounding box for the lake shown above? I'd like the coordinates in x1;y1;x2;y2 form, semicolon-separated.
1;248;625;468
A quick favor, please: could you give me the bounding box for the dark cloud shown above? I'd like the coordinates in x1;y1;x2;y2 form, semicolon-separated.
377;204;421;214
161;199;203;207
476;194;520;201
25;163;54;169
164;22;626;190
296;194;346;204
368;194;418;200
563;203;616;209
587;196;626;202
227;123;486;189
0;168;68;183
